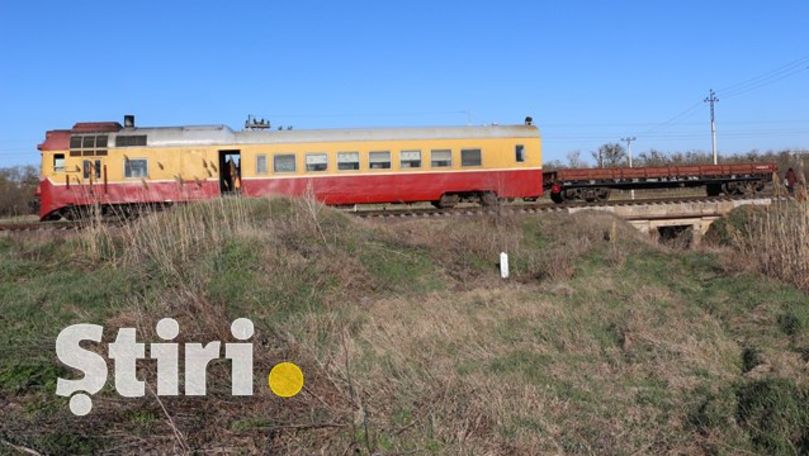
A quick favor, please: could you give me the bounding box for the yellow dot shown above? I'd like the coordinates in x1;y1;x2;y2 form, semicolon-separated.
268;362;304;398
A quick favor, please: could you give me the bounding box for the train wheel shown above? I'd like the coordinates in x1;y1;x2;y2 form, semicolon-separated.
740;181;762;196
722;182;746;196
550;191;564;204
57;208;76;221
480;191;499;206
706;184;722;197
437;193;460;209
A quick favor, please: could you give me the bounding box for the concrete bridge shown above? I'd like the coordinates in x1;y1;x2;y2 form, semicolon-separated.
565;197;773;245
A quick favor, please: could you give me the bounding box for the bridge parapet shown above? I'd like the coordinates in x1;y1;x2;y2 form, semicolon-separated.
565;197;774;245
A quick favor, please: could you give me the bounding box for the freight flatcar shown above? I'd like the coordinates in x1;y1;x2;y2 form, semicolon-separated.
543;163;777;203
36;116;543;220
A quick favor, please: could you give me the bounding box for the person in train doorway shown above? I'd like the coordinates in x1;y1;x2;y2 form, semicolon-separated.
225;157;241;194
233;163;242;193
231;159;242;192
785;167;797;196
223;157;234;192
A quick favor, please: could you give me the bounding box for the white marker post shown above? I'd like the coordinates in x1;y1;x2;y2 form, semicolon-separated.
500;252;509;279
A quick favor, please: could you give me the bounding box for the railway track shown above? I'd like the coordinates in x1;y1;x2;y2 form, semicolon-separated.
0;194;775;232
349;195;772;220
0;221;84;232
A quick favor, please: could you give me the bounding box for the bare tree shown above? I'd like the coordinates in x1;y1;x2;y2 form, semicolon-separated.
566;150;586;168
0;165;38;217
591;143;626;168
636;149;668;167
543;159;566;170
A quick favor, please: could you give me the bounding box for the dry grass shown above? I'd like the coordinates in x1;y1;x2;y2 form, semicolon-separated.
709;199;809;292
743;201;809;292
3;196;809;454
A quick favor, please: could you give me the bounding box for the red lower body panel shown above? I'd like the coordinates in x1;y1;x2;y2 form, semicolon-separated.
38;169;543;220
242;169;542;204
37;179;220;220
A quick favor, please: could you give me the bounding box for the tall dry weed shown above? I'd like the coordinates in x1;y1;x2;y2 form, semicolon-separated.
738;200;809;291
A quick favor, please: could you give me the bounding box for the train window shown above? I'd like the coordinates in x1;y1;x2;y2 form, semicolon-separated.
94;160;101;179
369;151;391;169
515;145;525;162
83;160;92;179
125;159;148;178
53;154;65;172
115;135;147;147
337;152;360;171
256;155;268;175
461;149;482;167
274;154;296;173
305;153;328;172
400;150;421;169
71;134;110;156
431;150;451;167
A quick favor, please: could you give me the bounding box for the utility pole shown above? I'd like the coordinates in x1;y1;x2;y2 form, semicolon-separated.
621;136;637;199
621;136;636;167
704;89;719;165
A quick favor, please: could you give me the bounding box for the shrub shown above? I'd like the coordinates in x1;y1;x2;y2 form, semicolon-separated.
741;346;761;373
0;165;38;217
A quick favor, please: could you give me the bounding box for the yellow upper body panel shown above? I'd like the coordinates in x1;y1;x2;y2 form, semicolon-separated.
40;125;541;184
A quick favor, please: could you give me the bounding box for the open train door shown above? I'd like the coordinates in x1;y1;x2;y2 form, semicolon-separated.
218;150;241;195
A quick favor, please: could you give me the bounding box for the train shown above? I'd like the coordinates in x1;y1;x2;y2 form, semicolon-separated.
36;115;543;220
35;115;775;220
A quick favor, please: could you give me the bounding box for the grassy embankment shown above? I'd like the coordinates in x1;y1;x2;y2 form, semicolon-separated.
1;197;808;455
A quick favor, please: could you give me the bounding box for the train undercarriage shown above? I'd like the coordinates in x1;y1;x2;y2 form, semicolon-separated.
545;164;776;204
550;178;769;203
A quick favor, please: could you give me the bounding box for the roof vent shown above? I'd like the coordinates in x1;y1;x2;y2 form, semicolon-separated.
245;115;270;130
124;114;135;128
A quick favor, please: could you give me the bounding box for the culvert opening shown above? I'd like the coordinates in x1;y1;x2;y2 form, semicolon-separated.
657;225;694;248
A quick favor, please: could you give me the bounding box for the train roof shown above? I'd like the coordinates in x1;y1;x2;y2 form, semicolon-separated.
39;122;540;151
131;124;540;148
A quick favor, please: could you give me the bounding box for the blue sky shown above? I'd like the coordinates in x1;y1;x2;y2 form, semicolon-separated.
1;0;808;167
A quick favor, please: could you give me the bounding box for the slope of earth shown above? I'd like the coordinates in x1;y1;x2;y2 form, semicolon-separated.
1;197;807;455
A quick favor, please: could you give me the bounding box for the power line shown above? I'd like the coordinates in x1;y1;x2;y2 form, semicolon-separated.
631;53;809;147
718;53;809;97
638;100;704;136
543;129;809;142
541;119;809;127
722;65;809;99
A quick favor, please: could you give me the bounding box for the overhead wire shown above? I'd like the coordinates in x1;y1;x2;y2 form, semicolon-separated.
637;101;704;137
718;53;809;98
721;65;809;99
559;53;809;149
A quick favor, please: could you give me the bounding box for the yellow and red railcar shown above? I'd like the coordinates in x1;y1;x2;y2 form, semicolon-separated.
37;116;543;219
